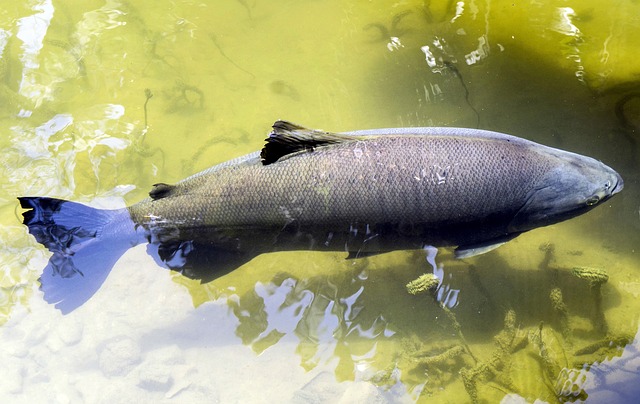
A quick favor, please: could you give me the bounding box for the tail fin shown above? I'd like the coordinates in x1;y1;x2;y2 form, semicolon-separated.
18;197;134;313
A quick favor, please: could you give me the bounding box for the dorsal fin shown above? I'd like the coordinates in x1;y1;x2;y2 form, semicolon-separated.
149;183;176;200
260;120;362;165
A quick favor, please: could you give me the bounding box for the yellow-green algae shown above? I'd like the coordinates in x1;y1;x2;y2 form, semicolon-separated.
405;273;440;296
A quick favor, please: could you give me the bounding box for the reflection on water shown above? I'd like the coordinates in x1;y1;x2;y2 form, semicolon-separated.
1;0;640;402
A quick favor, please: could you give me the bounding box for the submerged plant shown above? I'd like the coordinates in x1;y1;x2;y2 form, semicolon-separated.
406;273;440;296
574;334;633;358
549;287;572;346
571;266;609;286
409;343;471;393
460;309;529;403
572;266;609;334
406;272;477;363
529;322;564;384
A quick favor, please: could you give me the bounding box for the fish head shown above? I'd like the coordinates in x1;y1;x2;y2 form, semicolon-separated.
508;151;623;233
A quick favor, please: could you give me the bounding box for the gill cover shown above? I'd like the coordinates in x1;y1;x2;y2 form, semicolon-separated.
508;163;620;233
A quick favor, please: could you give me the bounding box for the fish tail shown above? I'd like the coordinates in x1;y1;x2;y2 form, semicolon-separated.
18;197;135;313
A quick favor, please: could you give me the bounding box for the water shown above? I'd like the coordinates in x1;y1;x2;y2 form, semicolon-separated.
1;0;639;402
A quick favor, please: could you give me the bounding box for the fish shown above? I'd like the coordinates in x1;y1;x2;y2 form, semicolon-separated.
18;120;624;313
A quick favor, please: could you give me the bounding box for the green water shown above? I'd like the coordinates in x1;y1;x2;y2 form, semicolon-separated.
1;0;639;402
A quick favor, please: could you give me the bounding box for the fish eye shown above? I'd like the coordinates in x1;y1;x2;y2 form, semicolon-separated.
586;195;600;206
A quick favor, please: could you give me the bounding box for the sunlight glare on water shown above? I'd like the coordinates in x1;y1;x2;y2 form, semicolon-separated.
0;0;639;402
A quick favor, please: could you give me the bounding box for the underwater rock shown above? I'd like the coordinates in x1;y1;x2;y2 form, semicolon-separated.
1;328;29;358
338;381;388;404
2;357;23;394
293;378;388;404
292;372;347;403
136;345;189;393
137;364;172;391
99;337;141;377
56;317;83;346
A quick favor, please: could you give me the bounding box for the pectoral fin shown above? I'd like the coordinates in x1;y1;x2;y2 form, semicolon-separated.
454;233;521;259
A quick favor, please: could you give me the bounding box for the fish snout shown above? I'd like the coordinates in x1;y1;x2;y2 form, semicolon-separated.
589;169;623;206
611;172;624;195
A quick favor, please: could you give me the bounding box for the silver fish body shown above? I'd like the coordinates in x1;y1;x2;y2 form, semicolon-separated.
19;121;623;312
129;124;623;258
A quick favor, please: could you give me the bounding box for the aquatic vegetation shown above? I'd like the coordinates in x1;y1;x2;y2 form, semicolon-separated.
441;61;480;127
574;334;633;357
405;273;439;295
412;344;465;367
406;272;476;362
209;33;255;78
403;264;627;402
413;344;469;394
572;266;609;334
549;287;572;345
529;322;566;389
544;255;611;336
363;10;413;43
163;79;205;113
571;266;609;286
143;88;153;129
269;80;300;101
368;363;400;387
460;309;529;403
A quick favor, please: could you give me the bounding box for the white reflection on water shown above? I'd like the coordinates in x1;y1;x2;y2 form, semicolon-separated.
16;0;54;107
464;34;490;65
554;7;580;36
553;7;585;81
254;278;314;341
425;245;460;309
0;29;10;57
7;106;133;198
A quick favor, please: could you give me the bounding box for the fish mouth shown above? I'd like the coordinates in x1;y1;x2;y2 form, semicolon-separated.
597;172;623;204
612;172;624;195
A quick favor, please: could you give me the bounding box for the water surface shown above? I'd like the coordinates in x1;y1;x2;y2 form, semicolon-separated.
1;0;639;402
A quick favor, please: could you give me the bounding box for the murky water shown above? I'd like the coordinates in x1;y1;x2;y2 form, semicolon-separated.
1;0;639;402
